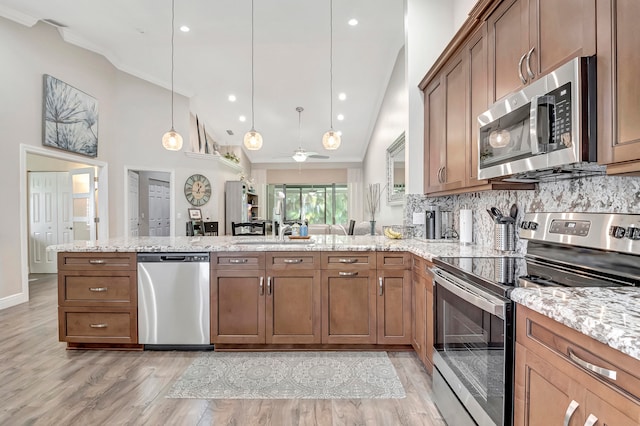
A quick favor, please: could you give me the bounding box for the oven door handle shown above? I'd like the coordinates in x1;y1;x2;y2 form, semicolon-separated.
433;269;507;319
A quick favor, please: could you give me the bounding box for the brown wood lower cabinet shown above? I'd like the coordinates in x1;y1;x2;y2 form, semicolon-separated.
57;252;138;347
515;305;640;425
211;252;322;345
411;255;434;373
321;269;377;344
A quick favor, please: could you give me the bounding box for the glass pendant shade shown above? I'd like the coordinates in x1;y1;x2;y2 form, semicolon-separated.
162;128;183;151
322;129;341;150
243;129;263;150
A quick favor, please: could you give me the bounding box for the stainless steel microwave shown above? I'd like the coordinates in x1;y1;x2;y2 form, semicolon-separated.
477;56;601;181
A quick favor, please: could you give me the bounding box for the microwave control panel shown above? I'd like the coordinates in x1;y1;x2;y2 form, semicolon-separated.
548;82;572;146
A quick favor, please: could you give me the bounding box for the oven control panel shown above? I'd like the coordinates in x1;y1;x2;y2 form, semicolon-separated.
519;212;640;255
549;219;590;236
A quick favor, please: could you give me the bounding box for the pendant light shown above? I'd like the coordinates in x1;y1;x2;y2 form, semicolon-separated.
243;0;263;150
322;0;341;150
162;0;183;151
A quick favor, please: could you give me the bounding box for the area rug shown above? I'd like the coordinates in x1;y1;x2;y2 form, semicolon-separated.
166;351;406;399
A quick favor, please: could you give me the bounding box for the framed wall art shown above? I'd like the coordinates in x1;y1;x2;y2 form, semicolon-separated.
42;74;98;157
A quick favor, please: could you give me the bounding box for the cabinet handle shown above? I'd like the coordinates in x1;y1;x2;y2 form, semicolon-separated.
525;46;535;80
229;258;248;264
267;276;272;295
89;323;108;328
584;414;598;426
563;400;579;426
338;258;358;264
89;287;107;292
259;277;264;295
283;259;303;264
88;259;106;264
568;348;617;380
339;271;359;276
379;277;383;296
442;166;446;183
518;52;528;84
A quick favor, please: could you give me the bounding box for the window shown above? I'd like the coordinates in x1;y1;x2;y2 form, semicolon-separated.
267;184;348;225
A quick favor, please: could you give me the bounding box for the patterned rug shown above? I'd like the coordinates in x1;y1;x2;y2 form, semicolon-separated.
166;351;406;399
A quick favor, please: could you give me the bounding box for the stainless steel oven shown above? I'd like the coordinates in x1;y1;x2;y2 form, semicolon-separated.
477;56;600;181
431;212;640;426
432;266;513;426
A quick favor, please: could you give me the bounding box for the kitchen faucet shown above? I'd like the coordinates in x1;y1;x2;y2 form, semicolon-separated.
279;224;293;241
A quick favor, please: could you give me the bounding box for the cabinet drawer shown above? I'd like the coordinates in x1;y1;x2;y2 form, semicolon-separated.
211;252;265;270
58;252;136;271
519;305;640;404
59;273;135;306
321;252;376;270
377;252;411;270
267;252;320;271
59;308;137;344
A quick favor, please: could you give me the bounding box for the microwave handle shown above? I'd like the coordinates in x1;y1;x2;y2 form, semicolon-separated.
529;95;555;155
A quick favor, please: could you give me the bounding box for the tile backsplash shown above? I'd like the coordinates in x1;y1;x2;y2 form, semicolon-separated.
406;175;640;253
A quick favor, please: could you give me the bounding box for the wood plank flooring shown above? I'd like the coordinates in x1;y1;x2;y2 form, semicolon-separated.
0;274;446;425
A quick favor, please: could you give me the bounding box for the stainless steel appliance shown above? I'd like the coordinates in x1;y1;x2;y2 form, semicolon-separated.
426;205;441;239
431;212;639;426
477;57;602;182
137;252;212;348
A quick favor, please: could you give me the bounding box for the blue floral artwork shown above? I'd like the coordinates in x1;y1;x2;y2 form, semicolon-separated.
42;74;98;157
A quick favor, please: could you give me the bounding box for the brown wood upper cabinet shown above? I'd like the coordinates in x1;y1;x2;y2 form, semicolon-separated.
597;0;640;172
487;0;596;102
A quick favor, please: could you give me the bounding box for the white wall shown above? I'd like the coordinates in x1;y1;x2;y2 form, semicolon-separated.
0;17;240;307
362;47;407;227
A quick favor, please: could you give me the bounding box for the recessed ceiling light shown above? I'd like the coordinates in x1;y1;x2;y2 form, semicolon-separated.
228;94;237;102
239;115;247;122
337;114;345;121
180;25;190;32
348;18;358;26
338;92;347;101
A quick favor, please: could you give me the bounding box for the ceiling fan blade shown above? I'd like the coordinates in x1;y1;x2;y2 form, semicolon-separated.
307;154;329;159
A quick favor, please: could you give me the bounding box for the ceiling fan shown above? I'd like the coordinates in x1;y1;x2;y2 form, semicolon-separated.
290;107;330;162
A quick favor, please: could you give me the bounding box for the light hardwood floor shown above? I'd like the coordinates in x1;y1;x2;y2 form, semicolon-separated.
0;274;446;425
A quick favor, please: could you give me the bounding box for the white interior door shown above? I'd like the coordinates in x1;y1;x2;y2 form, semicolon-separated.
128;170;140;237
29;172;58;273
57;172;73;244
70;167;96;241
148;179;170;237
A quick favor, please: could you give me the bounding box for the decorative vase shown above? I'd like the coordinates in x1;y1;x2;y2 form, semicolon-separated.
370;220;376;236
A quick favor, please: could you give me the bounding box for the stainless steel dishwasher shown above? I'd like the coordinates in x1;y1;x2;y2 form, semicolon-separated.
137;253;211;349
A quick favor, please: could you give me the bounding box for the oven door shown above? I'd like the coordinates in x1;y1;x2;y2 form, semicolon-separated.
432;268;513;426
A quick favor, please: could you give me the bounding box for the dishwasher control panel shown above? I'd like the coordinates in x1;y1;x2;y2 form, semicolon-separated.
137;253;210;262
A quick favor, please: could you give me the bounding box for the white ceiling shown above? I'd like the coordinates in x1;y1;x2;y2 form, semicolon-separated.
0;0;405;165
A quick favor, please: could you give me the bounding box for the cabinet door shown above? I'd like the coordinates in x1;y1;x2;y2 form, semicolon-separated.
322;270;377;344
411;270;427;367
424;271;434;371
515;343;586;425
585;391;639;426
211;270;265;344
377;269;411;345
529;0;595;80
597;0;640;167
442;54;467;192
424;76;446;193
466;24;490;188
487;0;530;101
266;271;321;344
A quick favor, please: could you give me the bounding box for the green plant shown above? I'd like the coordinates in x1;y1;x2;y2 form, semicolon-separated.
224;152;240;163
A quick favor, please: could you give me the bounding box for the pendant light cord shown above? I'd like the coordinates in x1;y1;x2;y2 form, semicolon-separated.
250;0;255;131
329;0;334;130
170;0;176;129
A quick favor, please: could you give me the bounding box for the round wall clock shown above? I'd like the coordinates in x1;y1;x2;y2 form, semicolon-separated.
184;174;211;206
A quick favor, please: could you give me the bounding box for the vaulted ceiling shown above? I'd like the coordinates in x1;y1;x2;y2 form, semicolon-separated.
0;0;405;165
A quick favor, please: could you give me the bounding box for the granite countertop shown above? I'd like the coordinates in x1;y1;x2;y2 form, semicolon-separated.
511;287;640;361
47;235;508;261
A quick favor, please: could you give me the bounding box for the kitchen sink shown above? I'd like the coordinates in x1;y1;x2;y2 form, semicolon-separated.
232;239;315;245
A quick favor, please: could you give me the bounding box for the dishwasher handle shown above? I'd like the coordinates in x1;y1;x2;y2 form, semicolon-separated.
137;253;210;262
